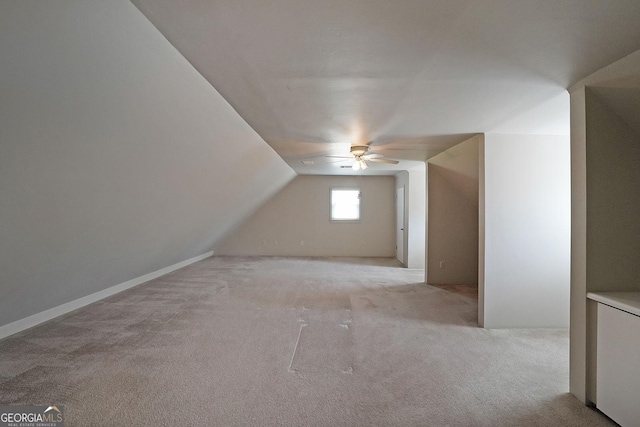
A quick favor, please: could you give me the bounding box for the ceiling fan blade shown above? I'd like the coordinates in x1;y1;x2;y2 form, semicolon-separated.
368;158;399;164
362;153;382;160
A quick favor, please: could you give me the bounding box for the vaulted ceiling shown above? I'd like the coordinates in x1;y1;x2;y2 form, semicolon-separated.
131;0;640;175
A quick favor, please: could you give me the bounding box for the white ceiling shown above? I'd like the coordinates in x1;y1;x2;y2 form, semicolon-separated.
131;0;640;175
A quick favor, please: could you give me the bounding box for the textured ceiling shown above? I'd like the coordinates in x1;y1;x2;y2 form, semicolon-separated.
131;0;640;175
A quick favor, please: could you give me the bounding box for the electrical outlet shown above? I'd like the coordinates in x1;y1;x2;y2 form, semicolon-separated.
439;261;445;268
300;240;304;246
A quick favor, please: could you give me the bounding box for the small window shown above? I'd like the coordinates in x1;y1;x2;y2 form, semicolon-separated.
331;189;360;221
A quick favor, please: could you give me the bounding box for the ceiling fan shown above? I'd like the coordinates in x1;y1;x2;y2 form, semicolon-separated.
326;145;399;171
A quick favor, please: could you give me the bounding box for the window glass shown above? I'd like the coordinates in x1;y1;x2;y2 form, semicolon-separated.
331;189;360;220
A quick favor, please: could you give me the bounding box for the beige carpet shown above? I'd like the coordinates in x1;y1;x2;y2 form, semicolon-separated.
0;256;612;426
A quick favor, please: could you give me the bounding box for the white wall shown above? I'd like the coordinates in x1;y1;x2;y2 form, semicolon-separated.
427;135;480;285
215;175;395;257
0;0;295;328
570;85;590;403
481;134;570;328
395;166;426;268
478;138;486;326
585;89;640;292
569;49;640;403
584;90;640;406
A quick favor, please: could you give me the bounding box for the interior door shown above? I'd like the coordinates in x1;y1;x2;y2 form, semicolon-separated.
396;187;405;264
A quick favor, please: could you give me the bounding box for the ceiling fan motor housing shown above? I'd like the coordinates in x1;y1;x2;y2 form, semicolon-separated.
350;145;369;156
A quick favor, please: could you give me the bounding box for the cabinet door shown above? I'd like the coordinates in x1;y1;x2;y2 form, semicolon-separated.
597;303;640;427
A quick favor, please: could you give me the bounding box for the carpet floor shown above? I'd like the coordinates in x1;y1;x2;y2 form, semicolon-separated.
0;256;612;426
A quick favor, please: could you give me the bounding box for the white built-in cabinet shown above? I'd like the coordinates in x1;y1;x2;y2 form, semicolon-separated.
588;292;640;427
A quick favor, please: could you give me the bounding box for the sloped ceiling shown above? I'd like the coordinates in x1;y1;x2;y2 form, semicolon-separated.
590;87;640;137
0;0;295;326
131;0;640;174
428;135;480;204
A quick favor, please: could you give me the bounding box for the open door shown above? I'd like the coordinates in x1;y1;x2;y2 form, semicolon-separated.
396;187;405;264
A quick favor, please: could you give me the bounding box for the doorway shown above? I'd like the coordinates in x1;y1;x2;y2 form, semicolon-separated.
396;187;405;264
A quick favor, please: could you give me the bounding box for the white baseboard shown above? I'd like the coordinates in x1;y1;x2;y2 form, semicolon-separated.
0;251;214;340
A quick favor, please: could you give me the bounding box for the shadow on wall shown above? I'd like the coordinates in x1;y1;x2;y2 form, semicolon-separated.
427;163;479;286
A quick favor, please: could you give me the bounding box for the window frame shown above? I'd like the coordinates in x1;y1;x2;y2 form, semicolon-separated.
330;187;361;222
